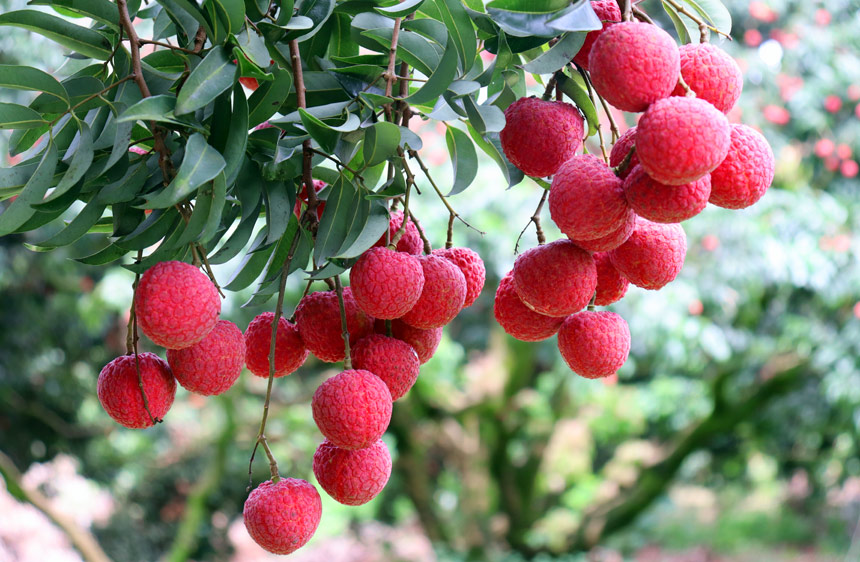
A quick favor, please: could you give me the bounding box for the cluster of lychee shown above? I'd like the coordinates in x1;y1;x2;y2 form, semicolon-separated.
496;3;775;380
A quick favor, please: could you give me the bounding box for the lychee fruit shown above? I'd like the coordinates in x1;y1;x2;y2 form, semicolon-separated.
400;255;466;330
296;288;374;363
97;353;176;429
708;124;775;209
244;312;308;378
239;76;259;91
494;271;564;342
432;246;486;307
374;319;442;364
569;209;636;253
594;252;629;306
609;218;687;290
589;21;680;112
312;369;392;450
609;127;639;179
350;247;424;320
167;320;245;395
636;96;731;185
671;43;743;113
293;179;326;220
623;165;711;223
243;478;322;555
135;261;220;350
549;154;628;240
512;240;597;317
500;97;585;177
313;439;392;506
573;1;623;70
374;211;424;254
557;311;630;379
351;334;420;401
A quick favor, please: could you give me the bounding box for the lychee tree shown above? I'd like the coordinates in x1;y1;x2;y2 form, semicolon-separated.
0;0;779;557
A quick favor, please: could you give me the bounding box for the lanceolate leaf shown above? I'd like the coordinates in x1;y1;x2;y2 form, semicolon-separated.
0;142;58;235
314;174;361;266
28;0;121;29
175;46;237;115
49;122;93;201
0;103;46;130
0;10;113;60
375;0;425;18
445;125;478;195
248;66;292;127
363;121;401;168
405;36;459;105
521;32;586;74
144;134;226;208
33;197;106;248
556;72;599;136
432;0;477;72
0;65;69;107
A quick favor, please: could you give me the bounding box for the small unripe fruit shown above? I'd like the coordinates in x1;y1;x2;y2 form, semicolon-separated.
708;124;775;209
244;312;308;378
167;320;245;395
500;97;585;177
432;247;486;308
351;334;420;401
374;319;443;364
594;252;629;306
97;353;176;429
512;240;597;317
243;478;322;555
609;218;687;290
569;210;636;253
374;211;424;254
312;369;392;450
293;179;326;220
400;255;466;330
494;271;564;342
671;43;743;114
350;247;425;319
624;165;711;223
558;311;631;379
609;127;640;179
573;1;623;70
313;439;392;506
296;288;374;363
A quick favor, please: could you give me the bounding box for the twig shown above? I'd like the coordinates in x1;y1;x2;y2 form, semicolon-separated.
390;181;412;249
678;73;694;96
541;71;561;101
663;0;732;39
514;191;548;253
614;146;636;177
619;0;632;22
576;65;609;164
127;250;158;426
309;148;363;179
197;244;224;297
139;39;203;56
408;149;485;236
51;75;134;125
396;199;432;254
445;213;455;249
632;5;656;25
383;17;404;122
333;276;352;369
289;39;320;232
192;26;207;52
587;73;620;143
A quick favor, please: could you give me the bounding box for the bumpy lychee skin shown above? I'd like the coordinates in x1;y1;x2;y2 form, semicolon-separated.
135;261;220;350
296;288;374;363
373;211;424;254
350;247;425;320
97;353;176;429
557;311;630;379
167;320;245;395
313;439;392;506
244;312;308;378
573;1;623;70
594;252;629;306
636;96;731;186
432;247;486;308
494;271;564;342
609;218;687;290
400;255;467;330
549;154;628;241
243;478;322;555
352;334;420;400
513;240;597;317
312;369;393;450
589;22;680;112
708;124;775;209
569;209;636;253
500;97;585;177
671;43;743;113
609;127;639;179
374;319;442;364
624;165;711;223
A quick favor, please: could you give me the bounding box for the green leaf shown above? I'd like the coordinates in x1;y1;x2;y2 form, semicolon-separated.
144;134;227;208
28;0;121;28
0;103;46;130
9;125;47;156
363;121;401;167
521;32;586;74
208;197;261;263
0;142;58;235
288;0;335;42
486;1;588;38
445;125;478;195
206;0;245;38
556;72;598;136
299;109;340;154
157;0;208;41
0;65;69;107
221;85;249;185
432;0;477;72
99;116;134;174
682;0;732;37
235;25;271;67
375;0;425;17
74;243;128;265
361;28;442;77
466;125;523;188
486;0;569;11
175;46;237;115
546;0;602;33
247;66;292;127
95;162;149;204
262;179;294;245
114;207;181;250
462;95;505;133
662;0;692;44
32;197;106;248
224;230;276;290
306;261;347;280
314;174;360;266
0;10;113;59
48;122;93;201
335;199;389;258
118;95;195;127
31;76;106;114
405;36;459;105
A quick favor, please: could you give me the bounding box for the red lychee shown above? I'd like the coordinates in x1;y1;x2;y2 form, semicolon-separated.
312;369;392;450
351;334;420;401
569;209;636;253
549;154;628;240
97;353;176;429
313;439;392;506
671;43;743;113
636;96;731;185
374;319;442;364
373;211;424;254
609;218;687;290
708;124;775;209
573;1;623;70
557;311;630;379
624;165;711;223
594;252;629;306
400;255;466;329
239;76;259;91
500;97;585;177
135;261;220;350
243;478;321;555
494;271;564;342
293;179;326;220
513;240;597;317
167;320;245;395
432;246;486;307
244;312;308;378
609;127;639;179
296;288;374;363
350;247;425;320
589;21;680;112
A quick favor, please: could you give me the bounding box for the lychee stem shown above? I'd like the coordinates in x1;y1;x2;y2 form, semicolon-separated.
662;0;732;40
409;149;485;237
389;181;412;249
289;38;321;234
396;199;432;254
613;146;636;177
445;213;454;249
333;275;352;370
618;0;632;22
126;249;158;426
514;190;548;254
577;65;610;164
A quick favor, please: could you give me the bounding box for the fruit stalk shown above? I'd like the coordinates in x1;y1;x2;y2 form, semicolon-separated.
126;250;158;425
333;276;352;369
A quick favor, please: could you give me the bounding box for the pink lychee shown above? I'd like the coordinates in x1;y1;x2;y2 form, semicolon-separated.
349;247;425;319
97;353;176;429
296;288;374;363
312;369;392;450
313;439;392;506
374;319;443;364
609;218;687;290
244;312;308;378
167;320;245;395
400;255;466;330
557;311;630;379
351;334;420;401
243;478;322;555
624;165;711;223
494;271;564;342
671;43;743;113
500;97;585;177
432;246;486;308
512;240;597;317
573;1;623;70
708;124;775;209
594;252;629;306
373;211;424;254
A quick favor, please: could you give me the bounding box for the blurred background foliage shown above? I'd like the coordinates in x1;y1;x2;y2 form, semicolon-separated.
2;0;860;560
